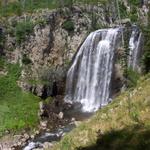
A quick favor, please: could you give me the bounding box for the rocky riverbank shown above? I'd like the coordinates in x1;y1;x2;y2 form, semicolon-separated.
0;96;92;150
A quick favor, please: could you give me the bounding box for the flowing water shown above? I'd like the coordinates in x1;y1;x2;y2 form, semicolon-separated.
65;28;121;112
128;26;143;71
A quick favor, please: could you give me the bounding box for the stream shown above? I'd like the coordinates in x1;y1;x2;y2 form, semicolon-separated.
24;103;93;150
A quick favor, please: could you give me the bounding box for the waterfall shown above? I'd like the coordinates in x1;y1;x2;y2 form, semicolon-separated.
65;28;120;112
128;26;143;71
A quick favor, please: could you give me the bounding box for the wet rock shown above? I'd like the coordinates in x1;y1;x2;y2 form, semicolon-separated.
5;130;10;134
35;130;40;135
40;120;48;129
74;121;81;126
58;112;64;119
43;142;53;149
71;117;76;122
39;101;44;115
31;135;35;139
23;133;30;140
38;101;48;119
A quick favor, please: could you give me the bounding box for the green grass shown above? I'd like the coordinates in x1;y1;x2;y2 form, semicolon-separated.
0;62;40;136
77;126;150;150
52;75;150;150
0;0;58;17
0;0;108;17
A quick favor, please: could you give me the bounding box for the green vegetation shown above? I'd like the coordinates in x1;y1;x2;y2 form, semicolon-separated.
0;61;40;136
53;75;150;150
22;54;32;65
6;17;47;45
117;0;140;22
15;19;34;44
0;0;58;17
143;49;150;73
62;20;74;32
0;28;4;48
0;0;22;17
77;126;150;150
44;97;53;105
128;0;140;6
0;0;108;17
126;68;140;88
142;12;150;73
0;57;5;70
129;6;138;22
119;1;128;19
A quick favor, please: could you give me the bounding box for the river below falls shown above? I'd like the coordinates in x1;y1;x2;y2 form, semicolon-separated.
23;104;93;150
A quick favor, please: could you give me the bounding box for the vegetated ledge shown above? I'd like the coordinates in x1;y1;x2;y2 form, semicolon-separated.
52;75;150;150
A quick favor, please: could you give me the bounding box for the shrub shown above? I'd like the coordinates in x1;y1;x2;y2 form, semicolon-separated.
130;6;138;22
126;68;140;88
128;0;140;6
142;50;150;73
15;20;34;44
0;28;4;48
62;20;74;32
0;57;5;70
119;1;128;18
130;13;138;22
0;1;22;17
142;27;150;73
22;54;32;65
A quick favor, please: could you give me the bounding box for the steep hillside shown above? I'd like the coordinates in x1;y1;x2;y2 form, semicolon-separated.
53;75;150;150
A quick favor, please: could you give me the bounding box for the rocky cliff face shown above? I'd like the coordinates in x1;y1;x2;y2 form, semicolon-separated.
2;5;117;98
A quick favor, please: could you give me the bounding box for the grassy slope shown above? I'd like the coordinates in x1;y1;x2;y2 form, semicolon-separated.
52;75;150;150
0;61;40;136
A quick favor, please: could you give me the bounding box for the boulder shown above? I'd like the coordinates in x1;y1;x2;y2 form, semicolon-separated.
58;112;64;119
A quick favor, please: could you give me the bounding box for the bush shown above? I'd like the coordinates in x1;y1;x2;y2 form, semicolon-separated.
119;1;128;18
130;6;138;22
15;20;34;44
22;54;32;65
142;28;150;73
0;28;4;48
128;0;140;6
0;1;22;17
0;57;5;70
126;68;140;88
0;0;58;17
62;20;74;32
142;50;150;73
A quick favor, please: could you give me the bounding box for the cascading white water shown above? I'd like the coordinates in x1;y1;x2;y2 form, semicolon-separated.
65;28;120;112
128;26;143;71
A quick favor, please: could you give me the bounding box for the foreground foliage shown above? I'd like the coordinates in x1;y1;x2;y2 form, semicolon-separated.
53;75;150;150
